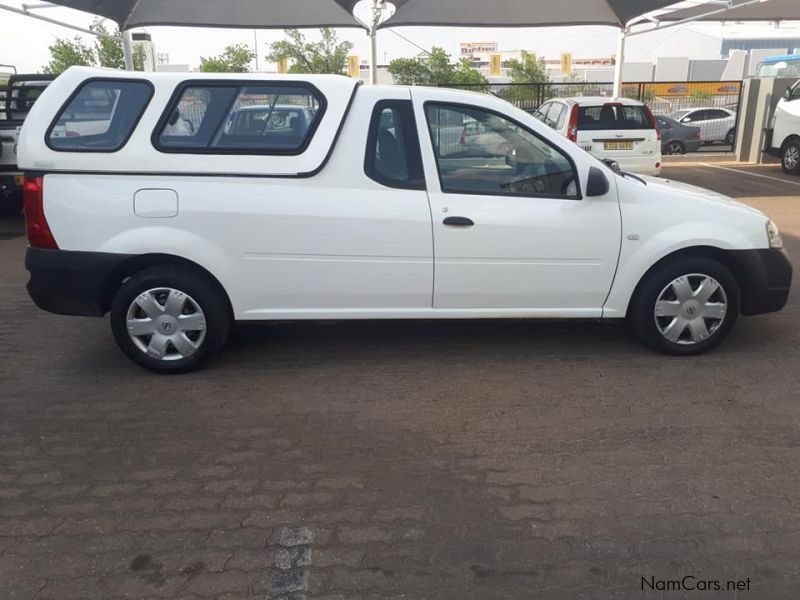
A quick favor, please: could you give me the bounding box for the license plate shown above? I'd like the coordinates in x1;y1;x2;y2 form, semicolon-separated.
14;175;24;185
604;141;634;151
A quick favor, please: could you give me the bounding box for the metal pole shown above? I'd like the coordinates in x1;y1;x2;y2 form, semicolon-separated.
253;29;260;71
0;2;117;38
613;28;626;98
122;30;134;70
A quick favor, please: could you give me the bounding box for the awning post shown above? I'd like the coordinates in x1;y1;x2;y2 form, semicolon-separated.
122;30;134;70
613;27;627;98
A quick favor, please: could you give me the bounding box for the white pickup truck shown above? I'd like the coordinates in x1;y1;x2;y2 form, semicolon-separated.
0;74;54;215
18;67;792;373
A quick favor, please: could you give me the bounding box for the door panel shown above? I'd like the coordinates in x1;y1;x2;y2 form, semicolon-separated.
413;93;621;314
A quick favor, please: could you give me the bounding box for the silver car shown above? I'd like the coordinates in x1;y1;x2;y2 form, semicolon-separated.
669;107;737;145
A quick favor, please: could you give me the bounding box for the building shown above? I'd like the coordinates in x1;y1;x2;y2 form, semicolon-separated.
131;32;157;72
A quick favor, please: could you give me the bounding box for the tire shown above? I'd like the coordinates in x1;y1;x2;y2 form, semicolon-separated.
782;139;800;175
110;266;231;373
628;256;740;356
665;141;685;155
725;128;736;146
0;190;24;217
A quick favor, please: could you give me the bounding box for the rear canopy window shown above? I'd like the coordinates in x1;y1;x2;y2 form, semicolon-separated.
155;83;324;154
47;79;152;151
578;104;654;131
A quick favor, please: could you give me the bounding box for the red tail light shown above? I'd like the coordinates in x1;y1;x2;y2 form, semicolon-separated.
23;177;58;249
567;104;579;143
643;106;661;141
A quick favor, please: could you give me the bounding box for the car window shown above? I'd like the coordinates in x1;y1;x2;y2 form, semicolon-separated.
705;109;729;120
656;117;672;129
425;103;579;199
533;102;550;122
47;79;152;151
546;102;566;129
364;100;425;190
577;104;654;131
156;83;324;154
551;103;568;129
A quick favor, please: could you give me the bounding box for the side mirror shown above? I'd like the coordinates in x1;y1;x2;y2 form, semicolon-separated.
785;86;793;100
601;158;621;174
681;117;691;124
586;166;610;197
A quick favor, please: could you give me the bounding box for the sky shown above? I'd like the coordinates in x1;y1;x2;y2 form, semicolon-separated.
0;0;799;74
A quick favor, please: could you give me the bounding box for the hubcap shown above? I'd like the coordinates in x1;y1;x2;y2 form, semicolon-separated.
785;146;800;170
654;274;728;345
668;142;682;154
126;288;207;361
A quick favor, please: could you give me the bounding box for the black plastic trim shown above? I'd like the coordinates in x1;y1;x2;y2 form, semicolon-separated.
364;99;426;191
45;77;155;154
151;79;328;156
422;100;583;201
26;248;133;317
729;248;793;316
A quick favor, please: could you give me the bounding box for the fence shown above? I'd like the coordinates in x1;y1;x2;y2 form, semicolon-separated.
441;80;744;151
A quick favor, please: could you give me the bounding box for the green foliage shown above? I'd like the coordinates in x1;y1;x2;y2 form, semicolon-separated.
387;47;487;86
91;20;124;69
501;51;550;104
42;35;95;74
42;19;149;74
690;89;713;100
267;28;353;75
199;43;255;73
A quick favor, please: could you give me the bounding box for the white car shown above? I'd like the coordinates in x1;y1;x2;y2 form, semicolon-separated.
18;68;791;373
668;107;737;145
534;97;662;176
767;79;800;175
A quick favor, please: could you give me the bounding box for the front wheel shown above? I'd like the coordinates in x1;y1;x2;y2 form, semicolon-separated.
0;190;24;217
110;266;231;373
725;128;736;146
782;140;800;175
628;257;740;356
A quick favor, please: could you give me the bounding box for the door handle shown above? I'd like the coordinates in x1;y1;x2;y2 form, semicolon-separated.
443;216;474;227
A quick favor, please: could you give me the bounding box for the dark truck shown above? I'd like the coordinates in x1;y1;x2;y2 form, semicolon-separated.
0;74;55;216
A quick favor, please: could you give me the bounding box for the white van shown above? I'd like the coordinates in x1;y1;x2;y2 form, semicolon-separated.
767;79;800;174
19;68;791;372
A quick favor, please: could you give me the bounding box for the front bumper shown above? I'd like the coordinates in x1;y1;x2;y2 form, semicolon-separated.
26;248;132;317
731;248;793;315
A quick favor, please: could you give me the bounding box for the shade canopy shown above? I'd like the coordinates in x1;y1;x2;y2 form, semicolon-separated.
658;0;800;23
379;0;685;29
46;0;686;31
45;0;366;30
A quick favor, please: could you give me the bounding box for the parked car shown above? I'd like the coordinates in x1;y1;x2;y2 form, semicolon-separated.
756;54;800;79
18;68;791;372
766;79;800;175
534;97;662;176
668;107;737;145
655;115;702;155
0;73;55;216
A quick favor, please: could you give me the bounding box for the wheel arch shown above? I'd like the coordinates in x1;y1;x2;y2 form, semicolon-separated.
625;245;751;317
102;253;234;319
780;133;800;154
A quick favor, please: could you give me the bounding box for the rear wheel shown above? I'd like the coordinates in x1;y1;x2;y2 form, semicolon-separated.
665;140;685;155
110;266;231;373
782;139;800;175
628;257;739;356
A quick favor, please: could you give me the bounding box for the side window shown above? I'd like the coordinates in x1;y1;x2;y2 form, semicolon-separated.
364;100;425;190
155;83;324;154
533;102;550;122
550;103;567;129
424;103;579;199
687;110;707;123
47;79;153;151
706;109;729;120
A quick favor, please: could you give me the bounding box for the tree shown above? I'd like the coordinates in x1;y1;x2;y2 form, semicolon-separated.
267;28;353;75
387;47;487;86
502;51;550;105
133;45;147;71
42;35;95;74
199;43;255;73
92;21;124;69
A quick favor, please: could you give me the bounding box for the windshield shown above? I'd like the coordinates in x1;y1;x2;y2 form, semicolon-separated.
669;109;691;121
577;104;654;131
756;59;800;79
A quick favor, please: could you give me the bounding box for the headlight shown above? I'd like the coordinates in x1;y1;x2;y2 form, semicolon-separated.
767;220;784;249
